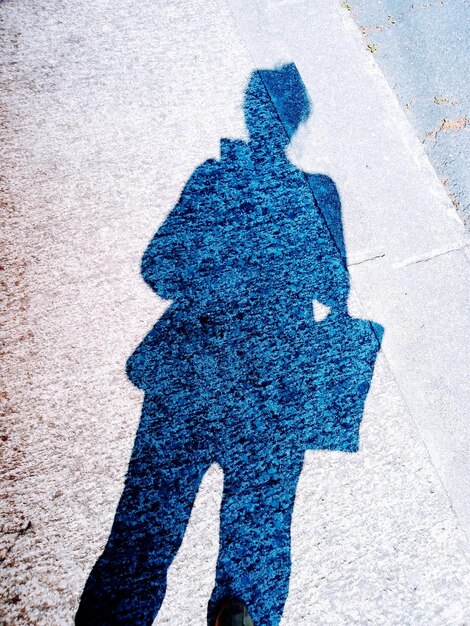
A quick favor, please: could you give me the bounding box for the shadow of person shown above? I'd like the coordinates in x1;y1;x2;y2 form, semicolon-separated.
76;63;383;626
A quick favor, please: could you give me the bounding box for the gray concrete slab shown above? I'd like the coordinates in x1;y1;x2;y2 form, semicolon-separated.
1;0;470;623
227;0;470;538
346;0;470;227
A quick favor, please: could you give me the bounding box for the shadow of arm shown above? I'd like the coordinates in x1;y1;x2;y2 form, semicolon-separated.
140;161;216;300
307;174;347;260
307;174;349;310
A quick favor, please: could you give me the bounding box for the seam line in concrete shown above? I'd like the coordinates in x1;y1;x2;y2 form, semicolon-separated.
348;253;386;266
393;243;470;269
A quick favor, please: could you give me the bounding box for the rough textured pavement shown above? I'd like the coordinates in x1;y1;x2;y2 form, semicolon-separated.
348;0;470;227
1;0;470;624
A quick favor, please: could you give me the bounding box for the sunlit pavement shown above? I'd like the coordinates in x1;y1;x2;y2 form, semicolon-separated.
1;1;470;624
349;0;470;227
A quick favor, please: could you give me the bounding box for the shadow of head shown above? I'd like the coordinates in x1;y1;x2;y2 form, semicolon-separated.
244;63;311;146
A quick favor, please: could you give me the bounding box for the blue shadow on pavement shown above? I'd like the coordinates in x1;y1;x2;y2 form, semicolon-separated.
76;63;383;626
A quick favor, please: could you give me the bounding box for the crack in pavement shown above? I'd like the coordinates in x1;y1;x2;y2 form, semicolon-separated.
393;243;470;269
348;253;386;267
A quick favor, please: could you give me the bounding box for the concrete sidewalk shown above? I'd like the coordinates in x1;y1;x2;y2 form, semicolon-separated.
348;0;470;227
1;0;469;623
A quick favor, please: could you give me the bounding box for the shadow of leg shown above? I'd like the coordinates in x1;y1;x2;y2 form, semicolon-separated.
208;449;304;626
76;399;209;625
